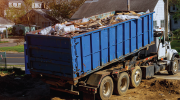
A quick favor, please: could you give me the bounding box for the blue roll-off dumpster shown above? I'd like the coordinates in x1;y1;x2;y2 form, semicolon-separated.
25;12;154;83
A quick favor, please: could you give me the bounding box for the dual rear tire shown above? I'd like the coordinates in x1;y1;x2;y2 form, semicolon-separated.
114;72;129;95
98;66;142;100
98;76;114;100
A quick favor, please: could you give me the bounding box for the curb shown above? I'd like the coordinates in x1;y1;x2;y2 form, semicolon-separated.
0;51;24;53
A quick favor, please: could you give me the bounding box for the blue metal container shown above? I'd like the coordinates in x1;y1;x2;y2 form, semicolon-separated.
26;12;154;83
24;42;30;74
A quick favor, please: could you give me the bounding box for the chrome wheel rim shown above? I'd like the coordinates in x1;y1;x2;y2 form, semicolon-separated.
135;70;141;83
173;60;178;72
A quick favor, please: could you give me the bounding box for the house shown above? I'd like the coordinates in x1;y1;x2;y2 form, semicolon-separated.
0;17;14;33
8;0;23;8
169;5;180;31
71;0;170;32
32;0;45;9
4;0;44;17
13;24;36;35
22;9;59;28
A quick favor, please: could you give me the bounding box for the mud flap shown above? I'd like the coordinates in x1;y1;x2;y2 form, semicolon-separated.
82;92;95;100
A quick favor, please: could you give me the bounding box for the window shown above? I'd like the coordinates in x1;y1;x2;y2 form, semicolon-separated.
18;3;21;8
9;3;12;7
153;21;157;28
173;5;176;10
13;3;17;7
161;20;164;28
38;4;41;8
174;18;178;24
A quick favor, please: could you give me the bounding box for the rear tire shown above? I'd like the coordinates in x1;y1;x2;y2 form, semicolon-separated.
114;72;129;95
98;76;113;100
168;57;179;75
130;66;142;88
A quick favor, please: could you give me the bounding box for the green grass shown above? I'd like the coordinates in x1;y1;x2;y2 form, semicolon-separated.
171;40;180;53
0;41;8;43
0;67;25;76
6;65;25;67
0;45;24;52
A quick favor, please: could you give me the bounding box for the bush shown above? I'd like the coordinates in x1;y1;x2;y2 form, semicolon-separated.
173;29;180;39
7;27;13;34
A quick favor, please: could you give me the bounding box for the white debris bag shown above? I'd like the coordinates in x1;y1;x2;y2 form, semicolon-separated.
55;24;65;31
40;26;55;35
146;9;150;13
62;25;75;33
116;15;141;21
82;18;89;23
128;16;141;20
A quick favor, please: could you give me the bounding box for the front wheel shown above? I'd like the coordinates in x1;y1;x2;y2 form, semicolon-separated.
98;76;114;100
168;57;179;75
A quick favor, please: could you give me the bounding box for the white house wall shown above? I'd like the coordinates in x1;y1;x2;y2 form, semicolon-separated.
32;3;42;9
0;24;14;33
153;0;170;32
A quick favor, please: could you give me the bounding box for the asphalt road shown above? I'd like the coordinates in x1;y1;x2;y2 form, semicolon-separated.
6;53;25;65
4;53;180;69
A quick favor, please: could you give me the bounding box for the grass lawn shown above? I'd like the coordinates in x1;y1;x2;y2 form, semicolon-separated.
0;45;24;52
171;40;180;55
0;41;8;43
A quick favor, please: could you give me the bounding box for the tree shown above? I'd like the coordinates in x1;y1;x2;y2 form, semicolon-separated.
169;0;180;20
0;0;8;17
6;7;26;24
23;0;35;26
5;0;34;24
48;0;85;22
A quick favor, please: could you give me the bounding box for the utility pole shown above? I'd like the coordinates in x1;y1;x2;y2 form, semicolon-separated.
127;0;130;11
6;27;8;39
164;0;168;41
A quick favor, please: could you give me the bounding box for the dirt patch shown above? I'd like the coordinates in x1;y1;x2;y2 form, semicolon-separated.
110;79;180;100
0;75;50;100
0;75;180;100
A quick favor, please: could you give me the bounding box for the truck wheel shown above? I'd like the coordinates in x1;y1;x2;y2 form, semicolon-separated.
130;66;142;88
114;72;129;95
168;57;179;75
98;76;113;100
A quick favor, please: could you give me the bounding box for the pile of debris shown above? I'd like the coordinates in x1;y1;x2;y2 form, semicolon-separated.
29;10;150;37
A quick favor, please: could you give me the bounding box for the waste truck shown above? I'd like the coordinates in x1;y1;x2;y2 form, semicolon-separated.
24;10;179;100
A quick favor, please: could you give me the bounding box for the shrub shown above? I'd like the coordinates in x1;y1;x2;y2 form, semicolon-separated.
173;29;180;39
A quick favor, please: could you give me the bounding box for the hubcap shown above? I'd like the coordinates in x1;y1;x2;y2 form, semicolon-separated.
134;70;141;83
103;82;110;96
173;61;178;72
120;78;127;91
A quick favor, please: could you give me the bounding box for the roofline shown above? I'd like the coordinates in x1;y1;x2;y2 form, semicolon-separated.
32;9;53;22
